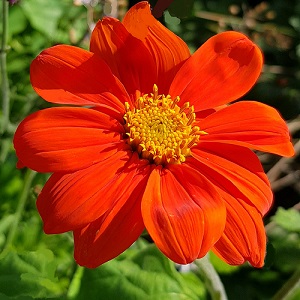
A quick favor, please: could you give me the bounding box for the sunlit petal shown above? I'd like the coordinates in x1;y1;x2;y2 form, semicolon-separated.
213;193;266;268
190;143;273;215
30;45;130;111
37;153;149;235
142;166;225;264
123;1;190;94
170;31;263;111
90;17;156;97
74;158;151;268
200;101;295;157
14;107;125;173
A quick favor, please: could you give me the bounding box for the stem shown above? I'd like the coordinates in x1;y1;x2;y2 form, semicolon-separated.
1;169;36;256
194;254;228;300
194;10;296;37
103;0;118;18
272;269;300;300
267;140;300;183
66;265;84;300
1;0;10;134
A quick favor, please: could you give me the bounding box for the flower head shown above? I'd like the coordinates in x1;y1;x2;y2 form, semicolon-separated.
14;1;294;268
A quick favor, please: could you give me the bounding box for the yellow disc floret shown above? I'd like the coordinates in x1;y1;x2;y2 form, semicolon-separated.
123;85;206;165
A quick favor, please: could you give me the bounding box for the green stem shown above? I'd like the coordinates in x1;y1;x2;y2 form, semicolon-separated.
66;265;84;299
1;0;10;134
272;269;300;300
194;254;228;300
1;169;36;256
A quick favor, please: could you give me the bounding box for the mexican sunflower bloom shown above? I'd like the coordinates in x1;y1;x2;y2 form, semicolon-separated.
14;1;294;268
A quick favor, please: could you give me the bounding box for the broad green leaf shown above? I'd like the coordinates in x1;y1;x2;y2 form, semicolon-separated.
267;226;300;273
165;11;181;27
20;0;66;38
0;249;64;298
8;6;27;37
180;272;206;299
272;207;300;232
74;245;205;300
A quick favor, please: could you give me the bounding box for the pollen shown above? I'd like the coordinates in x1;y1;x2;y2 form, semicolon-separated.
123;85;206;165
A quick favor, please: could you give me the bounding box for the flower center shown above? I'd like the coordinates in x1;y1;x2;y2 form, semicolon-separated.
123;85;205;165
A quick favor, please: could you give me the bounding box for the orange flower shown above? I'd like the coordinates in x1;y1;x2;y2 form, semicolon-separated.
14;2;294;268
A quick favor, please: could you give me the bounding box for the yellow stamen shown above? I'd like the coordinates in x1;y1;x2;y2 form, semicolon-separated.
123;85;206;165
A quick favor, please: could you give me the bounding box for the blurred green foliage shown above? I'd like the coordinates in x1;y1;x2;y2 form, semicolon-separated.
0;0;299;299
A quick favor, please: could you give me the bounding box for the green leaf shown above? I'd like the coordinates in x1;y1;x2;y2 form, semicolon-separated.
272;207;300;232
8;6;27;37
20;0;66;38
267;226;300;273
180;272;206;299
0;249;64;298
74;245;205;300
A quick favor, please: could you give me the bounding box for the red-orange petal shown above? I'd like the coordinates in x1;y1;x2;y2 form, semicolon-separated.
141;166;226;264
30;45;130;111
13;107;125;173
123;1;190;94
200;101;295;157
90;17;156;97
212;191;266;267
190;143;272;215
73;159;151;268
37;152;149;234
169;31;263;111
